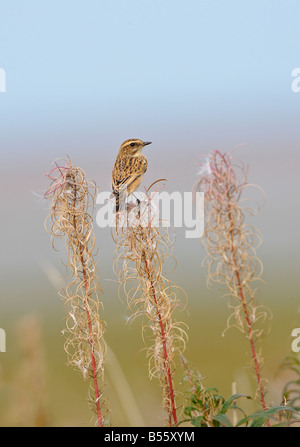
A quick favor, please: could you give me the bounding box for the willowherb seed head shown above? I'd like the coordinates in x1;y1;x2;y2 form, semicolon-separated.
44;158;107;426
113;184;188;426
194;149;272;413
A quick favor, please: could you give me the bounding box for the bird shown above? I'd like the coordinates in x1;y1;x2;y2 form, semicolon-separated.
112;138;152;213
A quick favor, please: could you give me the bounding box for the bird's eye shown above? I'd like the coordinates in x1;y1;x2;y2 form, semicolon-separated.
130;142;135;147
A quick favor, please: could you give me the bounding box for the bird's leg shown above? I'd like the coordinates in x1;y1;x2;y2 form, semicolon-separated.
131;192;140;207
137;198;142;221
133;195;141;219
130;193;141;221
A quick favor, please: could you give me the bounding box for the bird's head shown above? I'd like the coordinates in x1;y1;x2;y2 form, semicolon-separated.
119;138;152;155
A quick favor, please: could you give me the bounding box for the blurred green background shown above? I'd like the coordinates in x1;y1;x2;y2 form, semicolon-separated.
0;0;299;426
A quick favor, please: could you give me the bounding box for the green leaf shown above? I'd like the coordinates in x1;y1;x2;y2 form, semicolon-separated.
250;417;266;427
221;393;251;414
205;387;219;394
237;405;299;427
191;416;201;427
184;406;196;417
213;414;233;427
212;394;225;405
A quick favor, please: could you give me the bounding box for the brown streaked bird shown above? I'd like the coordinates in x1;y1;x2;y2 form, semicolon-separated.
112;138;152;212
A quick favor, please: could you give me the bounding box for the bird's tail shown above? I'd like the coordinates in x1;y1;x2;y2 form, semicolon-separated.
114;189;127;214
114;192;122;232
115;193;120;213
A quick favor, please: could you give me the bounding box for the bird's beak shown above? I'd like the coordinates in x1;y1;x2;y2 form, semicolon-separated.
143;141;152;146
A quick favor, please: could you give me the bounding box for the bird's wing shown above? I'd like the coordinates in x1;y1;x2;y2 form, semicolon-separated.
112;155;148;195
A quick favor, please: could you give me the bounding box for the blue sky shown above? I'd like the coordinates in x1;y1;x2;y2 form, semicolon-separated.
0;1;299;266
0;0;300;145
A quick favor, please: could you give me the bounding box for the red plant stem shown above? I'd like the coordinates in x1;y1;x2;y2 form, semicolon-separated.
142;250;178;426
71;182;103;427
81;254;103;427
227;205;270;427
